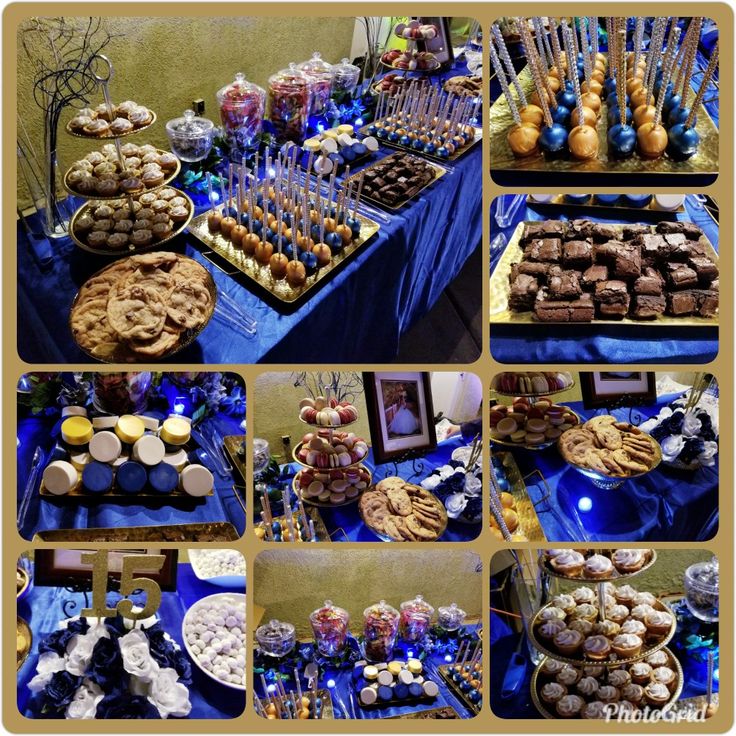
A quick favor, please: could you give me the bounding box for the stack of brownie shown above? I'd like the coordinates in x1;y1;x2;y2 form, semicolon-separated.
359;153;435;207
507;219;719;322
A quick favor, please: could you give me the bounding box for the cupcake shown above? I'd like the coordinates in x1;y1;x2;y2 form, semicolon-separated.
583;665;605;678
581;701;608;719
570;603;598;623
643;682;670;707
611;634;643;659
620;619;647;638
621;683;645;705
557;665;581;687
614;584;638;607
569;619;594;636
540;658;566;678
651;666;677;691
629;661;653;684
608;669;632;689
631;604;656;621
584;554;614;579
583;635;612;661
550;550;585;576
612;549;647;573
576;676;599;698
541;682;567;704
597;685;620;704
572;587;596;605
606;604;631;625
551;594;577;614
633;592;657;607
556;694;585;718
538;619;567;640
645;650;670;668
594;620;621;638
539;606;567;622
644;611;674;637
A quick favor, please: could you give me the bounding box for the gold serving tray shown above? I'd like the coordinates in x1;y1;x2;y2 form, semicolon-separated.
529;597;676;667
223;435;246;485
16;567;29;599
358;123;482;163
531;646;683;719
188;211;379;307
263;689;334;719
490;375;575;398
33;522;239;543
69;189;194;256
437;664;482;715
380;57;441;72
65;110;157;140
63;147;181;200
526;194;686;216
69;255;216;363
491;408;582;451
387;706;461;719
255;507;330;541
291;464;370;508
539;548;657;582
344;152;447;210
489;222;719;327
291;441;366;472
489;64;718;177
491;451;545;542
39;480;213;500
17;617;32;671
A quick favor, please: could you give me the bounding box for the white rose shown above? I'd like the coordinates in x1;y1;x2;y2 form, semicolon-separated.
438;465;455;480
698;441;719;467
119;629;159;683
27;652;66;693
147;667;192;719
682;412;702;438
420;475;441;491
65;679;104;720
638;418;658;433
445;492;468;519
661;435;686;462
658;407;674;420
66;629;108;676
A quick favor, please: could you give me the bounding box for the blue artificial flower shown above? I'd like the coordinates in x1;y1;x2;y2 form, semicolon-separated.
220;386;246;417
38;617;90;656
464;496;483;522
87;636;125;692
102;615;128;639
96;694;161;719
44;671;82;711
667;409;685;433
170;649;193;688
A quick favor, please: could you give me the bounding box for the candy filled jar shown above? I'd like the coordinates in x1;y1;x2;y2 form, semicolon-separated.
437;602;466;632
216;72;265;155
297;52;333;116
255;618;296;657
267;63;311;144
309;599;350;657
165;109;215;163
399;594;435;642
362;599;400;662
331;57;361;96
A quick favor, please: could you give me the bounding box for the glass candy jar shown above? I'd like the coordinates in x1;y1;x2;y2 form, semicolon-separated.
92;372;152;415
267;63;311;144
399;594;434;643
297;52;333;116
331;57;361;96
165;109;215;163
684;557;719;622
216;72;265;154
309;600;350;657
437;602;466;632
362;600;399;662
255;619;296;657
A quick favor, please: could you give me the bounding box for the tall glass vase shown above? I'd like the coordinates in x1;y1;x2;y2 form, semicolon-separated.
42;130;70;239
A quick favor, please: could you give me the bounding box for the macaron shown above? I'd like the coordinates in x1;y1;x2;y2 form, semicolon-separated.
81;461;113;494
423;680;439;697
132;435;165;466
545;427;562;439
377;670;394;686
526;419;548;434
508;412;527;423
363;665;378;681
115;414;146;444
495;417;518;435
179;464;213;497
148;462;179;494
359;686;377;705
330;493;346;504
526;433;546;445
548;415;565;426
89;431;122;463
116;460;147;494
510;430;527;443
61;416;94;446
42;460;78;495
61;405;87;418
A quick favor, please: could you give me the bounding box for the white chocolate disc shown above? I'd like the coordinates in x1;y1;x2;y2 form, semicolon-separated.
89;431;122;463
180;464;213;496
132;435;165;466
43;461;78;495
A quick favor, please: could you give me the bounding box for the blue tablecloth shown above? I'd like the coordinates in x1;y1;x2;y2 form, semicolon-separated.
17;563;245;719
266;437;482;542
16;412;245;540
493;392;718;542
490;195;719;364
17;64;481;365
253;624;481;719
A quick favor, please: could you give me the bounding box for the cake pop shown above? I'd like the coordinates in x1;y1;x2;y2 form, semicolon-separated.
219;172;236;237
668;41;717;160
335;181;353;246
296;190;318;276
665;18;702;124
206;173;222;232
607;25;637;158
255;167;274;263
311;200;332;267
241;179;260;255
230;176;247;248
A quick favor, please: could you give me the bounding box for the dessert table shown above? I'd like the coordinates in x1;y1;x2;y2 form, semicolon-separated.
16;411;245;540
490;195;719;364
17;62;482;365
17;563;245;719
495;391;718;542
266;436;482;542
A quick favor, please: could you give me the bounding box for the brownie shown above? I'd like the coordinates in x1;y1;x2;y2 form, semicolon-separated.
595;280;630;305
569;293;596;321
534;289;594;322
622;224;651;240
599;297;630;319
688;256;719;285
566;219;596;240
693;289;719;317
666;291;697;316
663;232;687;247
656;221;703;240
666;264;699;290
630;294;666;320
538;221;566;237
591;224;619;242
593;240;625;264
518;261;551;281
633;267;664;295
521;222;547;244
547;267;583;300
581;264;609;291
711;278;719;292
562;240;593;269
634;233;667;261
665;240;705;262
525;238;562;263
509;274;539;310
612;244;641;280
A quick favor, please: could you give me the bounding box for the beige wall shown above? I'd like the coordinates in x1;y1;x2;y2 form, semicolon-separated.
16;15;356;209
254;549;482;637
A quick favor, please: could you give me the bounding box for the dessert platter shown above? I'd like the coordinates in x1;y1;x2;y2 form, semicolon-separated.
443;75;482;98
188;152;380;307
353;658;443;708
362;84;481;162
437;639;484;714
292;466;372;508
489;17;719;179
69;252;216;362
39;411;215;501
373;72;430;97
65;99;156;139
491;371;574;397
526;194;687;217
300;125;379;176
539;549;657;581
387;706;460;719
381;21;441;71
257;688;335;720
490;219;719;325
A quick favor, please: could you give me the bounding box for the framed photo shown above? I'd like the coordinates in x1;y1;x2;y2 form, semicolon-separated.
34;548;179;591
363;372;437;463
580;372;657;409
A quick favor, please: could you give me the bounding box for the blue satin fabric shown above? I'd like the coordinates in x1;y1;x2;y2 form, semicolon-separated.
16;412;245;540
252;625;481;719
490;195;719;364
17;64;481;365
17;564;245;719
272;437;481;542
494;392;718;542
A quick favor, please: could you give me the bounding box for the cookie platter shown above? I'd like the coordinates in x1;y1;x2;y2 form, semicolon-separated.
69;253;216;362
539;549;657;582
490;371;575;398
65;100;157;139
530;646;683;719
490;220;719;326
491;405;583;451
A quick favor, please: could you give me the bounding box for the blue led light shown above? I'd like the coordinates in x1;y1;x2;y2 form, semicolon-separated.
578;496;593;513
267;684;277;693
355;118;363;126
173;397;187;415
326;678;336;688
444;654;453;662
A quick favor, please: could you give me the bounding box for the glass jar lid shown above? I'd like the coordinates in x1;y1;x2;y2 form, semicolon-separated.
216;72;265;103
400;594;434;616
438;602;466;622
332;57;360;79
269;63;310;90
310;599;349;623
166;109;214;139
297;51;333;78
255;618;295;644
363;599;399;620
685;557;719;593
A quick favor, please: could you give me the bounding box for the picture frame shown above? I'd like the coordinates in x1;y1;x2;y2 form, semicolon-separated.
34;548;179;591
363;371;437;463
580;371;658;410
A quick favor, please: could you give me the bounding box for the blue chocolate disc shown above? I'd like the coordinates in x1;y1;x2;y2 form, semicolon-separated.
408;682;423;698
393;683;409;699
377;685;393;701
82;461;113;494
148;462;179;494
116;460;147;494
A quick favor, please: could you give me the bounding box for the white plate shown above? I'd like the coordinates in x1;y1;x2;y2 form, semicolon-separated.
188;549;246;589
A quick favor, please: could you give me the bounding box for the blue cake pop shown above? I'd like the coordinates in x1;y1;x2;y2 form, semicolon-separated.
550;105;571;126
667;105;695;128
538;124;568;155
556;87;577;110
663;92;682;119
667;123;700;160
346;215;361;237
299;251;318;275
607;122;637;158
325;231;343;253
